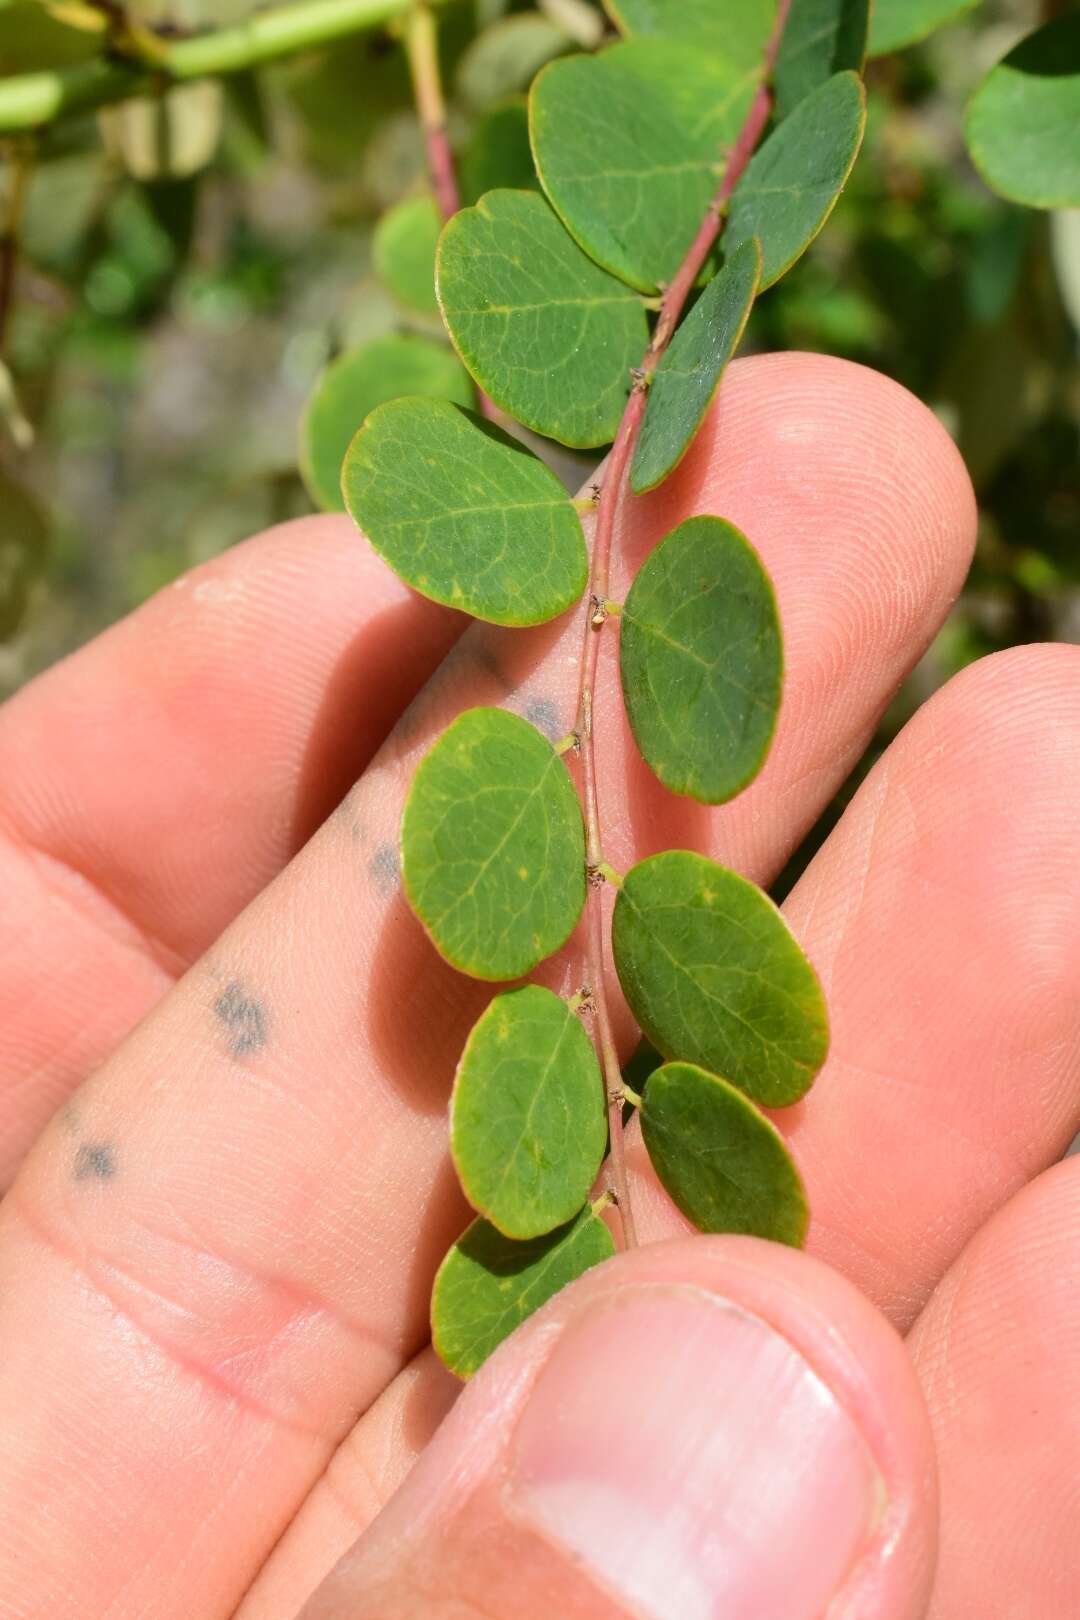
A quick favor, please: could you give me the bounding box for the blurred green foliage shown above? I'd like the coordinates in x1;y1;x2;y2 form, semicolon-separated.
0;0;1075;737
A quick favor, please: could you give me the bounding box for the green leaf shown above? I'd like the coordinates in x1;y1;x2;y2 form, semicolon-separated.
868;0;978;56
641;1062;808;1243
372;192;441;315
965;18;1080;211
725;71;867;290
432;1206;615;1378
343;397;586;625
0;469;49;642
631;238;761;494
456;12;571;110
401;707;586;981
437;189;649;447
612;851;828;1106
619;515;782;803
774;0;869;121
451;985;606;1239
530;40;756;294
460;99;539;204
300;336;473;513
603;0;774;72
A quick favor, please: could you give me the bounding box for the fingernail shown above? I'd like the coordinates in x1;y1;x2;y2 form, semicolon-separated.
507;1284;885;1620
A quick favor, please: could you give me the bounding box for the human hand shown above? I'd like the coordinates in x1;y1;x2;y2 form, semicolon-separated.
0;354;1076;1620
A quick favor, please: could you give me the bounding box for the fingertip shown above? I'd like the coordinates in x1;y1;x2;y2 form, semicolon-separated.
302;1238;937;1620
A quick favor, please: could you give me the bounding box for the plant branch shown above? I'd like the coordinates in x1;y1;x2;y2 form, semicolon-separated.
404;4;459;221
571;0;793;1250
0;0;444;133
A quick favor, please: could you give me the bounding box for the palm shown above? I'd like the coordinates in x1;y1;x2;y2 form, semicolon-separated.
0;355;1076;1619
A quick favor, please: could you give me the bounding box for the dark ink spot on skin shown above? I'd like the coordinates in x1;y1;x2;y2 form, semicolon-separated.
370;843;400;894
214;981;268;1057
472;638;506;688
74;1141;116;1181
524;697;562;741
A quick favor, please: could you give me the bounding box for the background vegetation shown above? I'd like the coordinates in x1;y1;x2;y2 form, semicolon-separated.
1;0;1076;862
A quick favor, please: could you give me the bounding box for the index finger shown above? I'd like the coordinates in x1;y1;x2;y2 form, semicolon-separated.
0;353;974;1618
0;518;462;1176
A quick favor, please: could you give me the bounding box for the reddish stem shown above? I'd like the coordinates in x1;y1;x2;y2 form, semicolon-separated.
422;112;460;221
572;0;794;1249
404;4;459;220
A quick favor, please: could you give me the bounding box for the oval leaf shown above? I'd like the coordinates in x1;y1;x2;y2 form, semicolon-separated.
631;238;761;494
300;336;472;513
725;71;866;290
432;1207;615;1377
868;0;978;56
343;397;587;625
612;851;828;1106
603;0;774;72
965;18;1080;211
372;191;441;314
451;985;605;1238
401;707;586;981
460;99;539;204
530;40;756;293
641;1061;808;1243
774;0;869;120
619;515;782;802
437;188;649;447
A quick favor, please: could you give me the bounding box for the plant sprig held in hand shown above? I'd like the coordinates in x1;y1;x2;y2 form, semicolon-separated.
338;0;868;1378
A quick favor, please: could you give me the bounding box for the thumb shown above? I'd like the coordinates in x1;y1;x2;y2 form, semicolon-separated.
298;1237;938;1620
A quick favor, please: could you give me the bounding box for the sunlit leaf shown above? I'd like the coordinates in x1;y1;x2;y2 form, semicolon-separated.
868;0;978;56
300;336;472;513
965;18;1080;210
0;469;48;641
530;40;756;293
641;1061;808;1243
343;396;587;624
432;1206;615;1378
612;851;828;1106
402;707;586;981
437;189;649;447
603;0;774;72
774;0;869;121
451;985;605;1238
372;192;441;315
456;11;571;110
40;0;107;32
619;515;781;803
460;98;539;203
631;238;760;493
725;71;866;290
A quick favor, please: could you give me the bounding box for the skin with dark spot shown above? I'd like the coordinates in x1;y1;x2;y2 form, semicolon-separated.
369;844;400;894
523;698;562;741
73;1141;116;1181
214;981;267;1057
